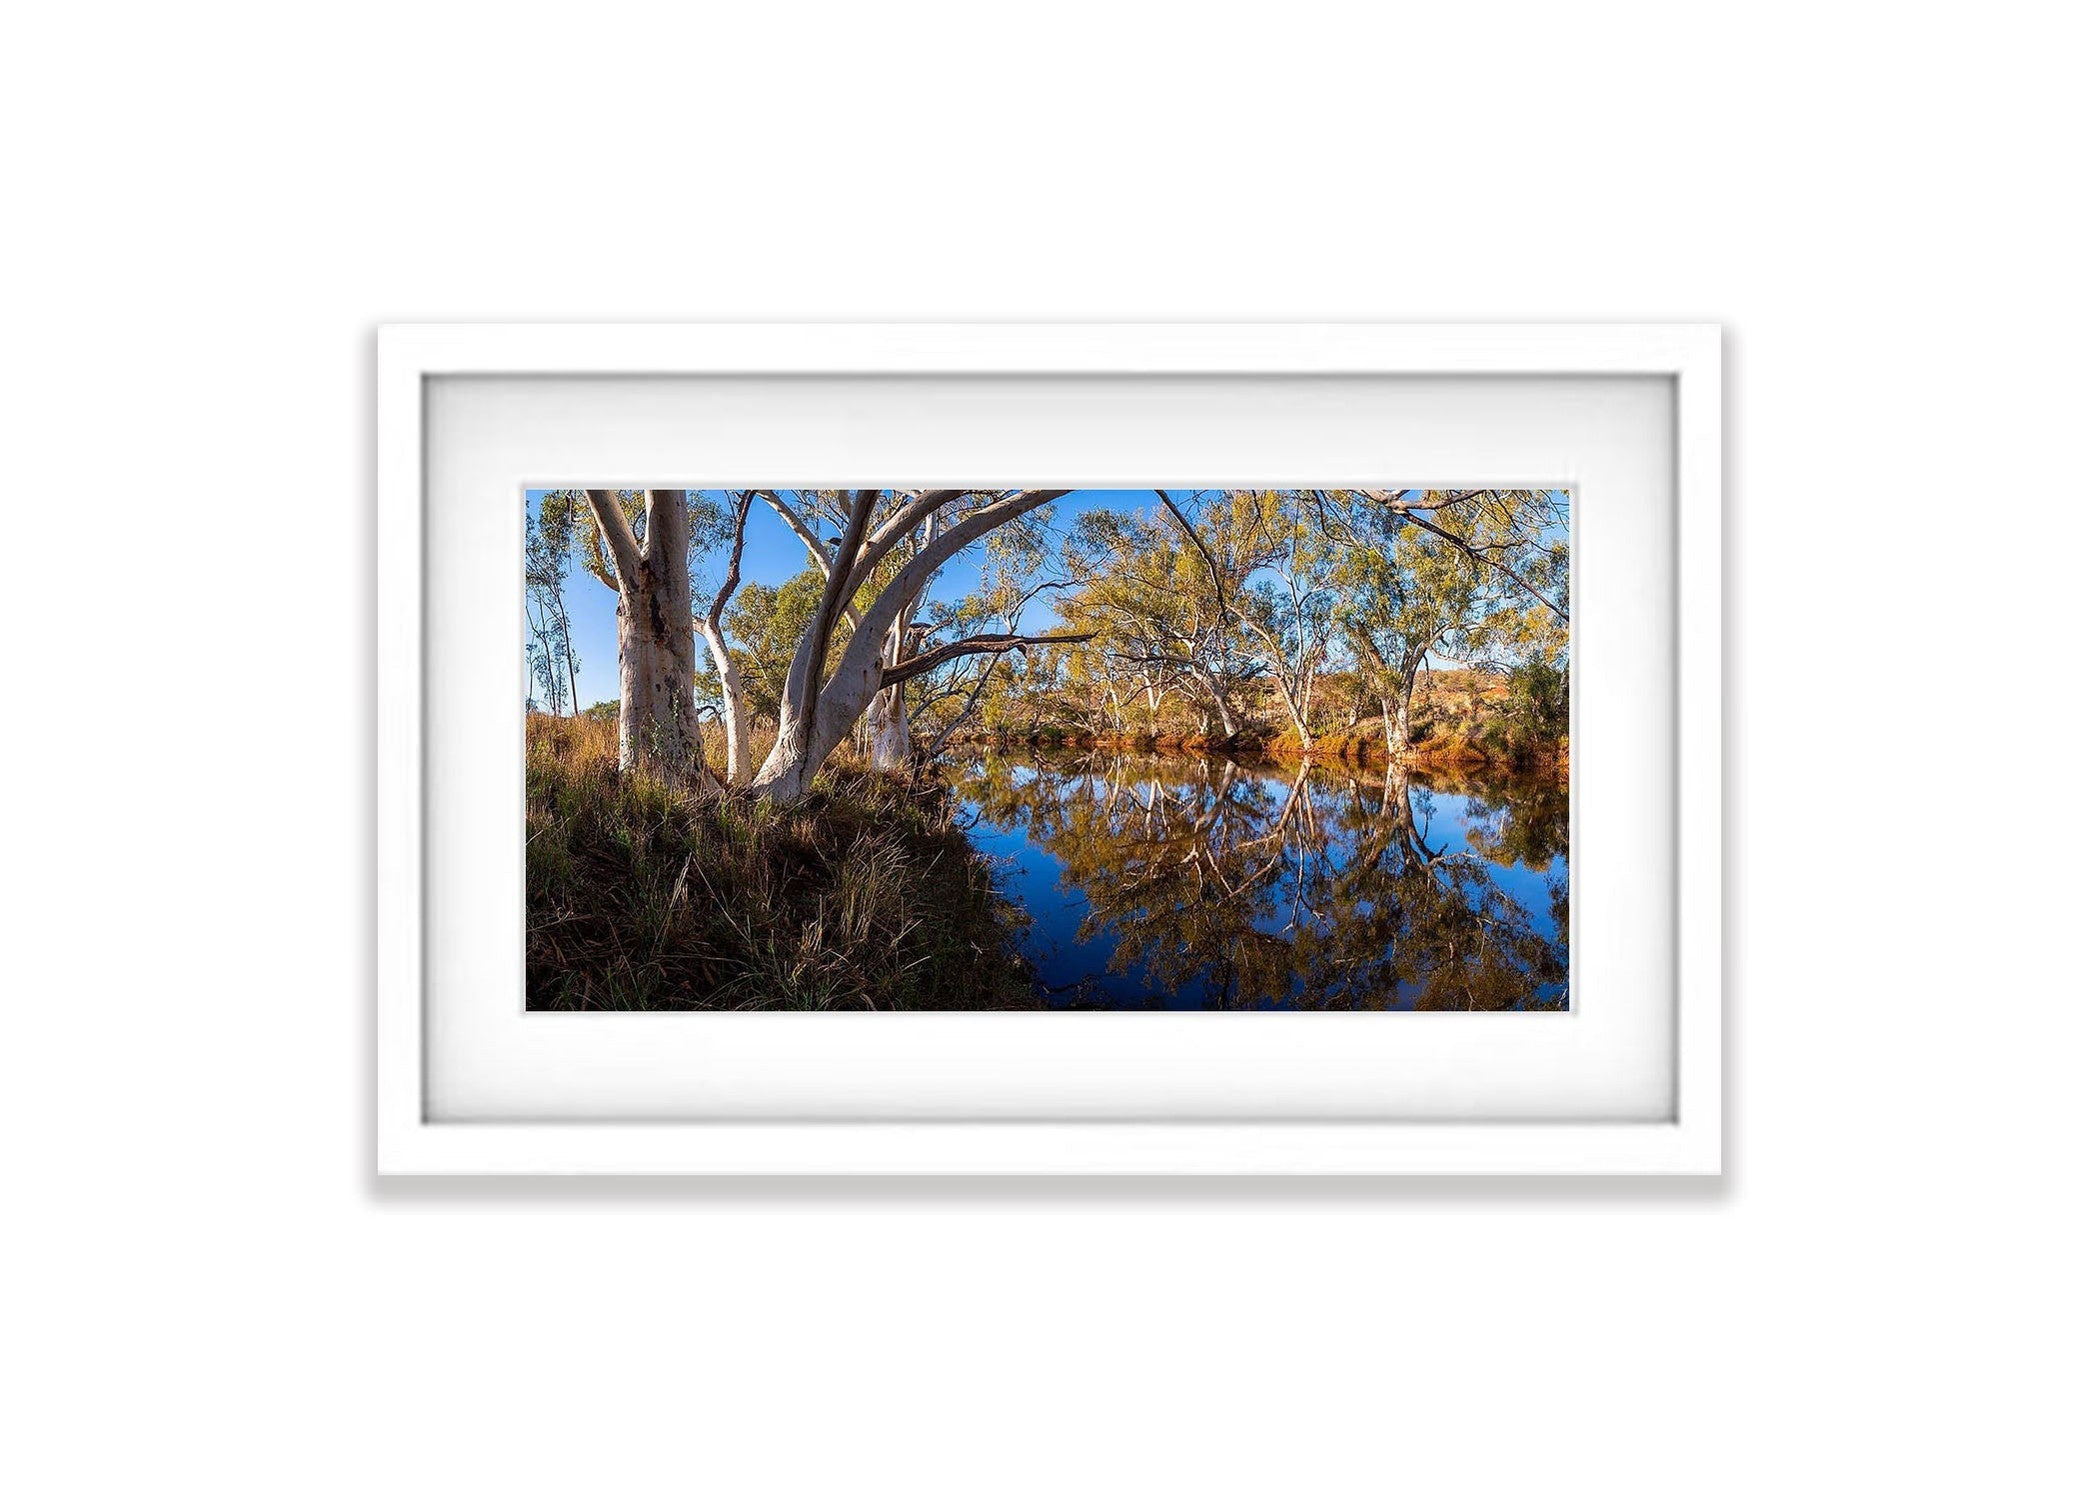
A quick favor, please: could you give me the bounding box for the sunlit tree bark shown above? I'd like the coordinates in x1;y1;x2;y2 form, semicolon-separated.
582;488;700;779
750;489;1085;801
692;490;756;784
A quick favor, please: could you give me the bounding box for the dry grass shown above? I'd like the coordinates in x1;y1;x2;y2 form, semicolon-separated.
526;714;1038;1010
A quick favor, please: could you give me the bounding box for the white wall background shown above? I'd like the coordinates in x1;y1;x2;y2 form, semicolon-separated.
4;5;2091;1496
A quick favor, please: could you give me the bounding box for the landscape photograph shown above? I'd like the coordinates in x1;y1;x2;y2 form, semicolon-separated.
525;487;1570;1010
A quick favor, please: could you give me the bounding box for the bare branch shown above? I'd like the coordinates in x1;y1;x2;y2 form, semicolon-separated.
918;652;1007;759
832;490;1074;681
704;490;754;631
1354;488;1487;513
1400;510;1568;622
753;488;861;627
755;489;832;572
1155;489;1234;619
1358;490;1570;622
848;489;967;596
882;630;1095;688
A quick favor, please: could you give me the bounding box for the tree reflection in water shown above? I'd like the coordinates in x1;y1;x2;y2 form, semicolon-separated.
940;749;1568;1010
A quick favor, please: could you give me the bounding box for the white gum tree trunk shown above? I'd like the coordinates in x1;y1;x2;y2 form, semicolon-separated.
584;488;700;780
1243;619;1318;750
694;491;756;785
1276;683;1314;748
1379;695;1403;760
1391;651;1425;759
865;509;945;776
867;686;911;771
751;490;1076;802
1350;626;1426;762
1196;673;1239;740
695;617;753;783
867;612;913;773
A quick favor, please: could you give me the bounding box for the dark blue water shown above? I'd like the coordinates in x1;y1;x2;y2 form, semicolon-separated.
941;750;1569;1011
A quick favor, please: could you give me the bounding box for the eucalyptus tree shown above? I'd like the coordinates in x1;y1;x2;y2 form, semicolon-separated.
1142;489;1351;748
1305;488;1569;754
1319;501;1481;755
896;510;1077;756
538;487;786;785
719;566;825;722
862;509;944;772
734;491;1075;776
746;488;1089;801
688;490;757;782
1060;501;1264;740
1148;488;1567;755
535;488;700;777
524;510;580;716
1221;492;1338;749
589;489;700;776
745;490;907;767
1323;489;1570;625
1396;491;1570;752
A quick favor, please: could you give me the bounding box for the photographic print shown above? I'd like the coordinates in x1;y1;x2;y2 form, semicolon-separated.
525;488;1569;1011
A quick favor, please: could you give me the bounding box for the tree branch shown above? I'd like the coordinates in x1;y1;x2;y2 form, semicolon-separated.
693;495;752;718
755;490;831;571
1354;488;1487;513
1405;511;1568;622
832;491;1072;680
794;489;879;713
705;491;754;631
1155;489;1234;620
754;488;861;627
917;652;1005;759
882;630;1095;687
1361;491;1570;623
848;489;967;596
583;490;644;592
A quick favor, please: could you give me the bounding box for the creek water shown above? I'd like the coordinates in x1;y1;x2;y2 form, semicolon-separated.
939;748;1569;1010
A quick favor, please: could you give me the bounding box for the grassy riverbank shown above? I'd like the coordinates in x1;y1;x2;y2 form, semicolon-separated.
526;715;1037;1010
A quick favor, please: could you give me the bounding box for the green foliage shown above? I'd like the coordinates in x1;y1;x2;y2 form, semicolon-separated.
538;488;645;591
1046;498;1266;738
1499;650;1570;754
957;488;1570;753
722;565;828;720
524;510;581;715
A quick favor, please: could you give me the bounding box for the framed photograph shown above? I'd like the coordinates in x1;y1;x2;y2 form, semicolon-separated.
378;323;1721;1174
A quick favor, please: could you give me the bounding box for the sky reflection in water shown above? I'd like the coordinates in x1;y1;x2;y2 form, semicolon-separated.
941;749;1569;1011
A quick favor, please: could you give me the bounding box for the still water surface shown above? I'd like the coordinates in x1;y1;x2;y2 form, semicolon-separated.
940;749;1569;1010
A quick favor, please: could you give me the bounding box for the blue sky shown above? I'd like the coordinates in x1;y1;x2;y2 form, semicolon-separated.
524;489;1569;712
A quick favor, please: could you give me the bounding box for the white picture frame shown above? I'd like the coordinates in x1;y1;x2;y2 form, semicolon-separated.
378;323;1721;1175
